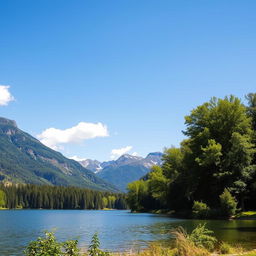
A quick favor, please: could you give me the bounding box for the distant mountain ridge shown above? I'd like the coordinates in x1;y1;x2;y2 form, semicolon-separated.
78;152;163;191
0;117;118;192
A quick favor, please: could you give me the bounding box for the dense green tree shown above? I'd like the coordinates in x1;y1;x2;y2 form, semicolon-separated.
126;180;148;211
246;93;256;132
192;201;210;219
147;166;169;208
245;93;256;209
0;189;6;208
102;197;108;208
127;94;256;214
219;189;237;217
183;96;254;206
161;147;184;180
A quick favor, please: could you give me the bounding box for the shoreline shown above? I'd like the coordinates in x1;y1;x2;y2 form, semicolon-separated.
134;209;256;220
0;208;122;211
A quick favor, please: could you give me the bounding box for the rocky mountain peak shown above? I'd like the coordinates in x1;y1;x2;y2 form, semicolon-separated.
114;154;142;166
0;117;17;128
75;152;163;191
79;159;102;173
146;152;163;158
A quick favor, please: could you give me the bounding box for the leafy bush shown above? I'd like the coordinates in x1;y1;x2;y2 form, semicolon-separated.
219;189;237;217
192;201;210;219
188;224;217;251
219;242;231;254
24;231;112;256
24;231;79;256
63;240;80;256
88;233;110;256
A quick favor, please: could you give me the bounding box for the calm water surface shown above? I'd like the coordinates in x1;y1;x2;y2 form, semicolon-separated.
0;210;256;255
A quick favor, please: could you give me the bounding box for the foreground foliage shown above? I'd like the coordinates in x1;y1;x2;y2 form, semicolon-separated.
24;225;255;256
24;231;79;256
187;224;217;251
172;228;209;256
88;233;110;256
25;232;109;256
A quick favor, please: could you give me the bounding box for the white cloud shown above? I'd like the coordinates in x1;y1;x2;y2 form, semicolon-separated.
110;146;133;159
132;152;139;156
37;122;109;150
0;85;14;106
69;155;87;162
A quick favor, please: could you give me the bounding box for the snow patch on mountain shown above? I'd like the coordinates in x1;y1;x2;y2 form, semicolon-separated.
76;152;163;174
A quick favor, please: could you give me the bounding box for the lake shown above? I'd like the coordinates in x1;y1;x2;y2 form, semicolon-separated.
0;210;256;255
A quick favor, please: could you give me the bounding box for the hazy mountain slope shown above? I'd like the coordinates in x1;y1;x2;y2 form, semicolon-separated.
98;164;150;191
78;152;163;191
0;117;118;192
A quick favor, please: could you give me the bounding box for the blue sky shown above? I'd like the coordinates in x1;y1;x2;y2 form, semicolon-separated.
0;0;256;161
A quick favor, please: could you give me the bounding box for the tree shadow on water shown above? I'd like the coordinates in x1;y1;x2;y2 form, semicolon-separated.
220;227;256;232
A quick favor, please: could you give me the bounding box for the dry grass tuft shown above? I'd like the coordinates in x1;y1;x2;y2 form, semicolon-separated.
171;227;210;256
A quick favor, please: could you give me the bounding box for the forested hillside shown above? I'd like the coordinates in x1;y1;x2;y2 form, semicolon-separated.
0;118;118;192
127;94;256;217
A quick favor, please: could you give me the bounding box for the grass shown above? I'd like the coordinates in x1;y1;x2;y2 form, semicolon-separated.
117;245;255;256
171;226;210;256
242;251;256;256
235;211;256;219
116;245;177;256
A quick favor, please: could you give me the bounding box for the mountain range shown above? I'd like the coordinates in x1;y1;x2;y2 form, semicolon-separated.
0;117;118;192
78;152;163;191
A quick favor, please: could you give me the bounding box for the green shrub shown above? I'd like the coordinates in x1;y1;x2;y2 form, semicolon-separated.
88;233;111;256
219;189;237;217
24;231;79;256
219;242;231;254
188;223;217;251
192;201;210;219
24;231;113;256
63;240;80;256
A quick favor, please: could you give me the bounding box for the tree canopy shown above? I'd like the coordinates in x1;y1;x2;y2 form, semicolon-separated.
127;94;256;215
